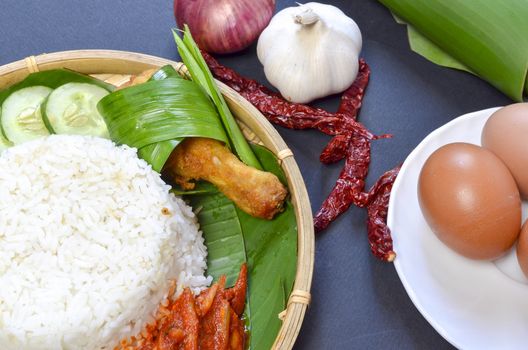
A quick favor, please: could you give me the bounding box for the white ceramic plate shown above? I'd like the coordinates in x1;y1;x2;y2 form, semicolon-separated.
387;107;528;350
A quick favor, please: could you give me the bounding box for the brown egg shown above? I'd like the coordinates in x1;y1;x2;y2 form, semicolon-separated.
516;220;528;278
418;142;521;260
482;103;528;198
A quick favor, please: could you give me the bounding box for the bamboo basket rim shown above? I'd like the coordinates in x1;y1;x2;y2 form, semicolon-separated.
0;49;315;350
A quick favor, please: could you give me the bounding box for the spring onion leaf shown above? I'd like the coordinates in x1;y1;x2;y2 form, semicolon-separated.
172;26;262;169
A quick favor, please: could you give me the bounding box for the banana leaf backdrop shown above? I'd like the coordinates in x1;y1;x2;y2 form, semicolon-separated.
379;0;528;101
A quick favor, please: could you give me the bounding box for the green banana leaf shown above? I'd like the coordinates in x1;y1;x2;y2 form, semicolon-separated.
149;65;181;81
380;0;528;101
135;66;188;172
187;189;247;287
238;144;297;350
138;139;180;173
185;143;297;350
136;66;190;171
170;181;217;196
407;26;472;73
237;201;297;350
391;13;471;73
173;26;262;170
97;78;229;149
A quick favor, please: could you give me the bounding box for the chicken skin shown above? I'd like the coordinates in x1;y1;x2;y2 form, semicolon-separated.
164;138;287;220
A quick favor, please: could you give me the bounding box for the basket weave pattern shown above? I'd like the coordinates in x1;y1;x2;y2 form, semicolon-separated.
0;50;314;350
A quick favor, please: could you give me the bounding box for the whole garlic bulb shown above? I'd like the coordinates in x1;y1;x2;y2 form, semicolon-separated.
257;2;362;103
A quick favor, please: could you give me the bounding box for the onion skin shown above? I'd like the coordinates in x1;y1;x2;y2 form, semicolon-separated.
174;0;275;54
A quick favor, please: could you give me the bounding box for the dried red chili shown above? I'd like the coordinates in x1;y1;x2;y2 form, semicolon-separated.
203;52;398;262
314;59;378;229
319;59;372;164
314;137;371;232
365;164;401;203
203;51;377;139
337;59;370;120
319;133;352;164
366;166;400;261
204;52;369;123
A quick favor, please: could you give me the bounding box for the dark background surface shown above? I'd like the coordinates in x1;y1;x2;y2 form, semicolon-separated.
0;0;513;349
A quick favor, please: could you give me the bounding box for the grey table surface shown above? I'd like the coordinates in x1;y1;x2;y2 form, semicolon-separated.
0;0;513;349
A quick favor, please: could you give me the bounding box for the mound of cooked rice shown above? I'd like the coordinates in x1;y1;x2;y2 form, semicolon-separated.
0;135;211;350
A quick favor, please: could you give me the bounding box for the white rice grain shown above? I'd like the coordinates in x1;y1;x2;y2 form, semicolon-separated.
0;135;211;350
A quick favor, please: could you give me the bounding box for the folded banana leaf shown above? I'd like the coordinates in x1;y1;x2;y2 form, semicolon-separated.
135;66;184;170
97;77;229;171
380;0;528;101
149;65;181;81
138;139;181;172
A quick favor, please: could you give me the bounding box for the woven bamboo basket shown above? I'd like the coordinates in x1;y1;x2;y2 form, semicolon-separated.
0;50;314;349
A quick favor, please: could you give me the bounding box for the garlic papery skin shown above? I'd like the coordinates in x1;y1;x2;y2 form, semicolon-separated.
257;2;362;104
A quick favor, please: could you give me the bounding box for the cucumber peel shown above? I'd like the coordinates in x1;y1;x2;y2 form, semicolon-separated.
1;86;52;144
42;83;110;138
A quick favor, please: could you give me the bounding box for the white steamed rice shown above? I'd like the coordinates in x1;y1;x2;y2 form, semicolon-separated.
0;134;211;350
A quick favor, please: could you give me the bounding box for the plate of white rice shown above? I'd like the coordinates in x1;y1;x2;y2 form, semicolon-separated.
0;134;211;350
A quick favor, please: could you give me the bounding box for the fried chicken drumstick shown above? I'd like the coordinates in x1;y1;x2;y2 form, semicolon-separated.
164;137;288;220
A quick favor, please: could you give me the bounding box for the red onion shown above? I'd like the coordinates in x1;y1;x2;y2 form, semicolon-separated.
174;0;275;54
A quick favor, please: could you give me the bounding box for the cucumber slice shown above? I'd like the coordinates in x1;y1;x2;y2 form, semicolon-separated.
0;69;114;107
0;109;12;152
43;83;110;138
1;86;52;144
0;135;11;149
0;137;11;152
